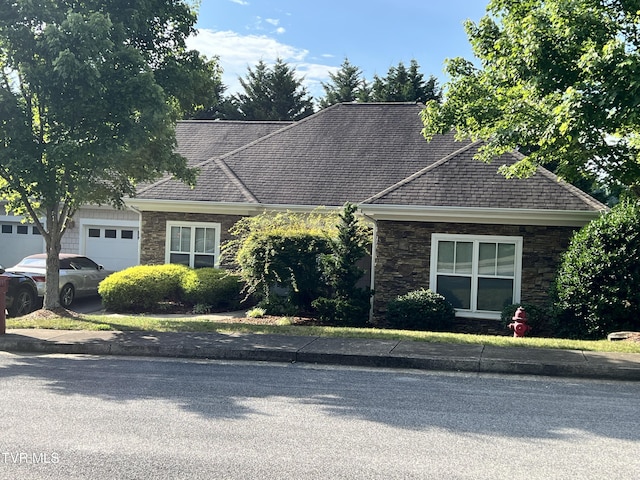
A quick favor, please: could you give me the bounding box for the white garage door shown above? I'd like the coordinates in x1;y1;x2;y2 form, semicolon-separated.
84;225;139;271
0;220;45;268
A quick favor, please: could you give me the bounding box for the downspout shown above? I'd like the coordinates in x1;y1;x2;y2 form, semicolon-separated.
127;204;143;266
358;207;378;325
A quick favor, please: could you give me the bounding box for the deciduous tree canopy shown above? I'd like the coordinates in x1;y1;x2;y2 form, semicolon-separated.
0;0;218;308
421;0;640;195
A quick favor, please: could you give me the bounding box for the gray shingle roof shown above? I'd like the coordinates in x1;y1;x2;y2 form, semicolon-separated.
175;120;293;167
136;120;291;200
135;103;605;212
362;141;605;211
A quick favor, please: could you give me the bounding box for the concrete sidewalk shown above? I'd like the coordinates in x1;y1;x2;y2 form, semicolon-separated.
1;328;640;381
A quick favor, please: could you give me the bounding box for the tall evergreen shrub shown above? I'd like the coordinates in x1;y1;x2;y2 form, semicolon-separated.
553;199;640;339
312;203;373;326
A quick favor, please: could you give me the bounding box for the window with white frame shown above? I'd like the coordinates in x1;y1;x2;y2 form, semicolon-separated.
429;234;522;318
165;221;221;268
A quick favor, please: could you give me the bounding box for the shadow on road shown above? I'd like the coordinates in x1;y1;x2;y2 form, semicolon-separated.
0;351;637;443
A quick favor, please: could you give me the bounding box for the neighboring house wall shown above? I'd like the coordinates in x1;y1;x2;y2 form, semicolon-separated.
140;211;246;267
0;212;45;267
372;220;577;324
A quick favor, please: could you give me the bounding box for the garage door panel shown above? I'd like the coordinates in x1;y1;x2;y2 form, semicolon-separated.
0;222;45;267
85;227;139;271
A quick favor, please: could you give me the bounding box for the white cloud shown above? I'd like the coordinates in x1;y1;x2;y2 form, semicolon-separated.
229;0;249;5
187;29;338;100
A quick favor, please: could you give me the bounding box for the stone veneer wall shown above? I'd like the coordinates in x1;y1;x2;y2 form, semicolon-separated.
372;221;578;329
140;211;246;266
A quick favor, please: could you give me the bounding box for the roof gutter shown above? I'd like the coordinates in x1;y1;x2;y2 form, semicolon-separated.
125;198;348;216
125;198;604;227
358;204;605;227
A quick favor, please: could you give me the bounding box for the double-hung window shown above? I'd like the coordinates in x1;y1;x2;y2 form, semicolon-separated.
430;234;522;318
166;221;221;268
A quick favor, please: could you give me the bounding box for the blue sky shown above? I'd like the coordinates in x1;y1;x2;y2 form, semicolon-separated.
187;0;489;100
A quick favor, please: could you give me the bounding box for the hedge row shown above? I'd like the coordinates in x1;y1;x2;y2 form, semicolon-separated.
98;264;245;313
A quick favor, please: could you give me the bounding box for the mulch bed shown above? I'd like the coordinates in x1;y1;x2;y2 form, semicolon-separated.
621;332;640;343
23;308;84;320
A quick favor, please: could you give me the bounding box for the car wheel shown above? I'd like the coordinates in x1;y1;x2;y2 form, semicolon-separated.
60;284;75;308
7;287;36;317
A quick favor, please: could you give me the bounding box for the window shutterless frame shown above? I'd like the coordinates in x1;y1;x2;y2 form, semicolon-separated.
165;221;221;268
429;233;523;319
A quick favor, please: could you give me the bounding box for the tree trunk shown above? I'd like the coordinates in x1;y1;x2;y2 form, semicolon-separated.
43;215;63;311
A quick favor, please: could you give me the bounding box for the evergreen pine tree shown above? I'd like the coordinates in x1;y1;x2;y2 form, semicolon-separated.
319;58;366;108
370;60;441;103
312;203;373;326
230;58;314;120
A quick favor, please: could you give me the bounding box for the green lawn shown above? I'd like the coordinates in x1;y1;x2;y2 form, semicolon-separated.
6;312;640;354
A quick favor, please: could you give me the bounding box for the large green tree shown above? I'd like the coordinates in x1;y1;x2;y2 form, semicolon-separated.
371;60;441;103
0;0;216;309
421;0;640;195
318;58;368;108
229;58;314;121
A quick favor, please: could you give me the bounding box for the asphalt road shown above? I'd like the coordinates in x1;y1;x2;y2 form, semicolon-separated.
1;354;639;479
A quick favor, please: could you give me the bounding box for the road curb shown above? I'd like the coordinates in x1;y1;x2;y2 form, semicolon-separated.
2;337;640;381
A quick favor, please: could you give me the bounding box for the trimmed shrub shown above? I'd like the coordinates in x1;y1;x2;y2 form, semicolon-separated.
501;303;554;338
386;288;455;331
181;268;244;311
100;265;247;313
99;264;190;312
225;211;335;314
553;199;640;339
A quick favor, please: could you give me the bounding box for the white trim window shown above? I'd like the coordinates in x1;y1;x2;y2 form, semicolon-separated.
429;234;523;319
165;221;221;268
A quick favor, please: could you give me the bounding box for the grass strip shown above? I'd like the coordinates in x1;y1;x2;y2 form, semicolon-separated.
7;312;640;354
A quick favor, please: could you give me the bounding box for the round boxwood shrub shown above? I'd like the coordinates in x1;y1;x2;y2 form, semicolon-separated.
99;264;191;312
553;199;640;339
181;268;245;311
386;288;455;331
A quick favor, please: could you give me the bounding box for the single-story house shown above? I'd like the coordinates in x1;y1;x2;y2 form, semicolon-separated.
123;102;606;326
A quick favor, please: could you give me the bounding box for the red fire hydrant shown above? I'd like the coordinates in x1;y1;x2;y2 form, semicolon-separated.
508;307;531;338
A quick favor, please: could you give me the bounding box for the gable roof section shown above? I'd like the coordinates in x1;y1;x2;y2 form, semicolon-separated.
362;141;605;211
132;103;606;220
136;119;291;202
219;103;466;206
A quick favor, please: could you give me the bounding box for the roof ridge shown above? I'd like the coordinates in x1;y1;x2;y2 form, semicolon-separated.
214;158;259;203
136;121;295;195
338;101;423;106
134;173;175;196
177;119;294;126
361;140;482;204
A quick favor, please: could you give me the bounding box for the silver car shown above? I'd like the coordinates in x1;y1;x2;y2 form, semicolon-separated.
7;253;113;307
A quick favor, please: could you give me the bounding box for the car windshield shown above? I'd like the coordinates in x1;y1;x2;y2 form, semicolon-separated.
16;258;46;268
